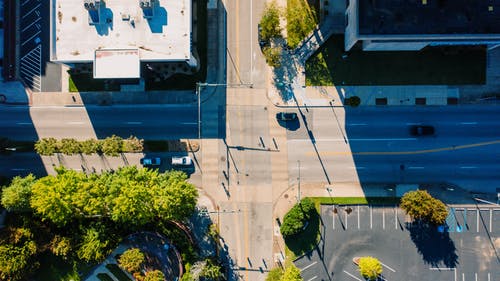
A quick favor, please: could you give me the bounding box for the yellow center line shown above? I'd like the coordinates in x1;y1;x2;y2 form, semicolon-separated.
305;139;500;156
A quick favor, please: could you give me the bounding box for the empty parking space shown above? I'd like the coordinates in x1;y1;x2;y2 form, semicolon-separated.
330;205;408;232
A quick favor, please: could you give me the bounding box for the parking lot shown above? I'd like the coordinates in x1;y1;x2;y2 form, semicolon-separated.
20;0;43;92
295;205;500;281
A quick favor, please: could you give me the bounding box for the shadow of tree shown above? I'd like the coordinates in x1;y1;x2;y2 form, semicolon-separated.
405;221;459;268
272;38;300;103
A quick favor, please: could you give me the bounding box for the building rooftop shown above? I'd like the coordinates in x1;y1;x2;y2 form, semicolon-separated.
358;0;500;35
52;0;192;62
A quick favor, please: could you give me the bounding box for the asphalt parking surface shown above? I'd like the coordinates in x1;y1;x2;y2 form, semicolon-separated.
295;205;500;281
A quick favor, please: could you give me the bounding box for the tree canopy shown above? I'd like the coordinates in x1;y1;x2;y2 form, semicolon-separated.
76;225;110;262
400;190;448;225
1;174;36;212
260;1;282;41
358;256;382;281
29;166;198;226
144;270;165;281
280;198;315;237
0;228;38;281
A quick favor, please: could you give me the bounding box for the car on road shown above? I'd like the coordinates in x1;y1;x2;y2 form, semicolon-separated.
409;125;435;136
276;112;298;121
171;156;192;166
140;157;161;166
258;24;269;48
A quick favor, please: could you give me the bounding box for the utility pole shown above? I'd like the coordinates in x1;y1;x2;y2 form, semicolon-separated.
297;160;301;202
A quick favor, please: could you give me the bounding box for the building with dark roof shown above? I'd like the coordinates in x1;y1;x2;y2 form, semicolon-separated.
345;0;500;51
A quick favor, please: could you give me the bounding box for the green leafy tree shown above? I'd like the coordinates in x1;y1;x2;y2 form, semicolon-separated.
49;235;72;259
59;138;81;155
118;248;145;273
263;46;282;68
0;228;38;281
280;198;315;237
400;190;448;225
34;137;58;155
260;1;282;40
100;135;123;156
358;256;382;281
1;174;36;212
282;264;302;281
77;226;110;262
144;270;165;281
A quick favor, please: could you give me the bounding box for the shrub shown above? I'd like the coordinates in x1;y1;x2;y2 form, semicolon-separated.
122;136;144;153
358;256;382;280
34;138;58;155
118;248;145;273
280;198;315;237
144;270;165;281
49;235;72;259
263;46;282;68
81;139;100;154
100;135;123;156
58;138;81;155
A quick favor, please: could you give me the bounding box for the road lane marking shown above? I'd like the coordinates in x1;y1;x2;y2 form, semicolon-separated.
304;139;500;156
67;121;84;125
348;123;367;126
307;276;317;281
21;17;41;32
408;166;424;169
181;122;197;125
461;122;478;125
381;262;396;272
21;30;41;46
489;209;492;232
125;122;142;125
17;122;33;125
300;261;317;272
406;122;422;125
21;3;41;19
460;166;477;169
343;270;362;281
11;169;27;171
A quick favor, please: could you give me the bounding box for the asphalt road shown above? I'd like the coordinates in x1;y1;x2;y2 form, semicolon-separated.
0;105;198;140
286;106;500;192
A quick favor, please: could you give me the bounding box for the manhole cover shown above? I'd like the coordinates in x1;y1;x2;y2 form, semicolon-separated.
284;194;288;199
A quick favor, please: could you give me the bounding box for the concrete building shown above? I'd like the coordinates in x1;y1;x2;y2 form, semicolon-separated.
345;0;500;51
50;0;197;79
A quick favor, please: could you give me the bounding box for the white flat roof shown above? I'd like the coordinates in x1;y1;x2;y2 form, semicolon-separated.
52;0;192;63
94;49;140;78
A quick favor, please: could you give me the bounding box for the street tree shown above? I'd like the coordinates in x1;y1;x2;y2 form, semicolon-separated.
266;267;284;281
260;1;282;41
118;248;145;273
400;190;448;225
1;174;36;212
282;264;302;281
280;198;315;237
358;256;382;281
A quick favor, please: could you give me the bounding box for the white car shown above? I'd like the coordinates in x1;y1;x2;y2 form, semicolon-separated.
171;156;192;166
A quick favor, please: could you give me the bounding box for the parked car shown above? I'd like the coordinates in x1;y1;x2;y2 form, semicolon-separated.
140;157;161;166
171;156;192;166
276;112;298;121
409;125;435;136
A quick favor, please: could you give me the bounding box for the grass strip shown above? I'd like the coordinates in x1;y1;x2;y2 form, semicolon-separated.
105;264;132;281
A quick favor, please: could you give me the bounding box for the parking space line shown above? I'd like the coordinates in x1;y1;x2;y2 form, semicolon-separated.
488;272;490;281
21;3;41;19
345;208;348;229
332;208;335;230
306;276;317;281
383;208;385;229
477;209;479;232
370;207;373;229
462;272;465;281
300;261;317;272
357;205;360;229
343;270;362;281
381;262;395;272
21;30;41;46
475;273;477;281
21;17;41;32
395;208;398;229
489;209;492;232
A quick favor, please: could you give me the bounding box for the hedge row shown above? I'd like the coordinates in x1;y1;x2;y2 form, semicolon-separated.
35;135;143;156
